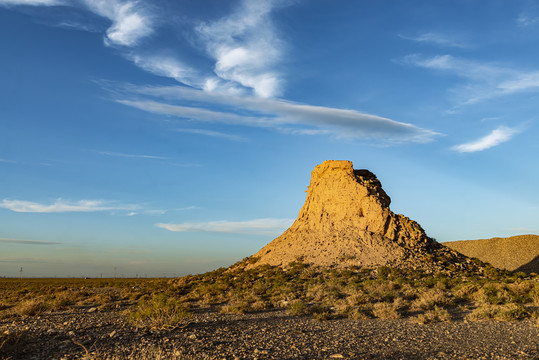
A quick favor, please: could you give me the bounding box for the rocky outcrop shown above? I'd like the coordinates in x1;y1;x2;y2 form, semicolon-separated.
445;235;539;273
251;160;475;271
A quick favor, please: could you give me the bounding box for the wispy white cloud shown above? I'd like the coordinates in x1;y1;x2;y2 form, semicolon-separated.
113;84;440;143
399;32;470;48
517;13;539;27
156;218;294;235
128;53;203;88
0;198;140;213
0;0;61;6
97;150;169;160
196;0;285;98
115;99;276;127
0;238;62;245
126;206;196;217
5;1;439;144
1;0;283;98
451;126;519;153
403;54;539;106
80;0;153;47
174;128;248;142
0;0;154;47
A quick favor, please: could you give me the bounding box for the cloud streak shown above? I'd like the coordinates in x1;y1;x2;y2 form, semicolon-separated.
156;218;294;235
0;238;62;245
0;0;61;5
114;84;440;143
97;151;169;160
0;198;139;213
399;32;470;48
403;54;539;106
174;128;248;142
452;126;519;153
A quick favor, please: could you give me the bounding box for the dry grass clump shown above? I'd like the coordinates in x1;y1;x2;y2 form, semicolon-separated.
14;299;49;317
287;300;310;316
220;299;251;314
127;294;191;329
413;306;452;324
466;303;529;321
372;301;401;319
411;288;453;311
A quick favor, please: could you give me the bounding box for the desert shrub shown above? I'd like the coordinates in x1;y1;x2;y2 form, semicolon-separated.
49;296;74;311
250;299;271;311
128;294;191;328
376;266;392;279
347;307;372;320
220;300;251;314
496;303;529;321
466;303;529;321
471;284;512;305
345;290;370;306
362;280;400;302
414;306;452;324
287;300;310;316
310;304;333;321
453;283;479;298
14;299;49;316
372;301;401;320
411;288;451;311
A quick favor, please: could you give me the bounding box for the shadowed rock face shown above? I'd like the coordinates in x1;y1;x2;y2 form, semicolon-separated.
251;160;470;271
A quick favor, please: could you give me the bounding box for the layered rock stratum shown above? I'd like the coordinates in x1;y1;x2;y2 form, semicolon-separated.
251;160;478;272
446;235;539;274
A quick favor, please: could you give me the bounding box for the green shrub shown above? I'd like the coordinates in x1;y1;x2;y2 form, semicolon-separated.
287;300;310;316
128;294;191;328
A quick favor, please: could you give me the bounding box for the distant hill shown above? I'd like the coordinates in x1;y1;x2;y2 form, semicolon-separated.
445;235;539;273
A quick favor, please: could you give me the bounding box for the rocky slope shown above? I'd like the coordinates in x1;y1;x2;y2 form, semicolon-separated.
445;235;539;273
251;160;477;272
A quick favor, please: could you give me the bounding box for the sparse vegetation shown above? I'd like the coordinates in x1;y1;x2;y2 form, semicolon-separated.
161;257;538;323
0;259;537;328
128;293;191;328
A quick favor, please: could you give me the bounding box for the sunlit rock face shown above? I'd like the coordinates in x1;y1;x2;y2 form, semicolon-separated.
251;160;470;272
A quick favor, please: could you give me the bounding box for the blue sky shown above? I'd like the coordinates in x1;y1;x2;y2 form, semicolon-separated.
1;0;538;277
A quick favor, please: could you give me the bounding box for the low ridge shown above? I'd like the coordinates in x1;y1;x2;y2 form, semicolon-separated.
445;235;539;274
251;160;480;273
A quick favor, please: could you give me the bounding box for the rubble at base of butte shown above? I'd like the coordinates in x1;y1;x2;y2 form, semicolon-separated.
250;160;482;274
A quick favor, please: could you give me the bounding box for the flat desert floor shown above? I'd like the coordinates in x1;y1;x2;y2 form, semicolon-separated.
2;305;538;360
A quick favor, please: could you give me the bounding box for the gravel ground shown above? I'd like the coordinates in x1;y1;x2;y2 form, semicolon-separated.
1;306;538;360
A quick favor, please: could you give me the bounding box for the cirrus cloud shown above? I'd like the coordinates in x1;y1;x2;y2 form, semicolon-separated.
451;126;520;153
112;83;440;143
0;198;140;213
156;218;294;235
